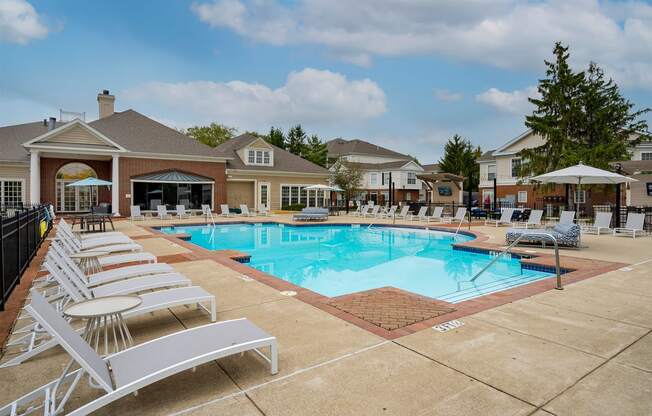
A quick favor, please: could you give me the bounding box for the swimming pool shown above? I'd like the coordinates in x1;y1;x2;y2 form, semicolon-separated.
160;223;554;303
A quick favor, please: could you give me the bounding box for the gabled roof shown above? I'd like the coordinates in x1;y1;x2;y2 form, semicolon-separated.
326;138;410;159
421;163;440;172
477;149;496;162
216;134;329;175
335;160;423;171
24;118;127;152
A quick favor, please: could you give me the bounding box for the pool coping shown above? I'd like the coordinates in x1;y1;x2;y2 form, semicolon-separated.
145;220;626;340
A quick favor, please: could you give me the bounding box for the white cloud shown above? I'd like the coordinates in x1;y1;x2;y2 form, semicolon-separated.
123;68;387;130
191;0;652;90
433;88;463;102
0;0;48;44
475;86;538;114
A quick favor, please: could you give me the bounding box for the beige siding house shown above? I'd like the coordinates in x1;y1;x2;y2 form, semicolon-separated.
215;135;330;211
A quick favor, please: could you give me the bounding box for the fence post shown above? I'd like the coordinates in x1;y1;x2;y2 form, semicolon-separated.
0;215;4;311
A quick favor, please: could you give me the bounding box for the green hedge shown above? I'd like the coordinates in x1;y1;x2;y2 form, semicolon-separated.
281;204;306;211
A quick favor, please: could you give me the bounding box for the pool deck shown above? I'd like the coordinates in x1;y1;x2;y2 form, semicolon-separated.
1;214;651;415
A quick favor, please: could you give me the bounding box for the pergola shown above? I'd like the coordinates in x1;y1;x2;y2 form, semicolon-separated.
416;173;465;203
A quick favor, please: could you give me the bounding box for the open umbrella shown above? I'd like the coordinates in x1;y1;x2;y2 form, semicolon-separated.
66;178;113;212
303;184;342;191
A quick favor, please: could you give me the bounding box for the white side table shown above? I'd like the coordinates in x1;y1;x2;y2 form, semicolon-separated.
69;251;109;276
64;295;142;355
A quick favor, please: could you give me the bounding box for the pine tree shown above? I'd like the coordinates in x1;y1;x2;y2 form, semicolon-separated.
438;134;480;191
303;135;328;167
266;127;286;149
286;125;307;156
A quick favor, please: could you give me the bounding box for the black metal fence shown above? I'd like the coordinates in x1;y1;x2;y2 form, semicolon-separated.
1;205;52;311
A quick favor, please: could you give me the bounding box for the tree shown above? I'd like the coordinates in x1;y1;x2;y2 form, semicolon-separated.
266;127;285;149
303;134;328;167
438;134;480;191
331;162;363;213
286;124;307;156
185;123;237;147
520;42;650;176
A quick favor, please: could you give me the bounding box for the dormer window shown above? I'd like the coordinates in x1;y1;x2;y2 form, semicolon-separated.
247;148;273;166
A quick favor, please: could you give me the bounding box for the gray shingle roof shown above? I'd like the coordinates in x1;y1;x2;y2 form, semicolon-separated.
477;150;496;162
326;138;410;159
421;163;440;172
216;134;329;174
0;121;53;162
339;160;420;170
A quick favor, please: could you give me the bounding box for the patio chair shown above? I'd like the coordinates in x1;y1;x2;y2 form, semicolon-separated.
408;206;428;221
240;204;257;217
157;205;172;220
55;227;142;254
175;205;192;219
558;210;576;225
395;206;409;220
220;204;233;217
441;207;468;224
513;209;543;229
55;235;156;268
258;204;271;216
485;208;515;227
351;205;364;217
613;213;647;238
506;223;581;248
378;205;397;219
357;205;370;217
58;219;127;242
364;206;380;218
0;290;276;415
130;205;145;221
425;206;445;223
582;212;612;235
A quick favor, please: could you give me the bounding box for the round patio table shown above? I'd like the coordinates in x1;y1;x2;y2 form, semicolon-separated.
64;295;142;355
69;250;109;276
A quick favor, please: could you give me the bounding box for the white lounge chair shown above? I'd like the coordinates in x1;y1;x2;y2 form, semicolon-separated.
378;205;397;219
175;205;192;219
220;204;233;217
351;205;364;217
56;231;143;255
485;208;515;227
130;205;145;221
0;290;276;414
513;209;543;229
441;207;467;224
582;212;612;235
408;206;428;221
57;219;129;244
357;205;370;217
558;210;576;225
395;206;409;220
425;206;444;223
364;206;380;218
55;236;155;268
613;213;647;238
157;205;172;220
258;204;271;216
201;204;211;215
240;204;257;217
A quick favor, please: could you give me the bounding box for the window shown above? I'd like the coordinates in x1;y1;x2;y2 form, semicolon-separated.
511;158;521;178
1;180;23;207
55;162;98;212
405;192;412;201
248;150;255;164
256;150;263;164
642;152;652;161
263;152;270;164
281;185;322;208
518;191;528;203
647;183;652;196
407;172;416;185
132;182;212;211
382;172;390;185
369;173;378;186
247;148;272;166
488;164;496;181
574;189;586;204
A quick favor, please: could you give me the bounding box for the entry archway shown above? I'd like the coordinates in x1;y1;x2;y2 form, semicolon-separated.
55;162;98;212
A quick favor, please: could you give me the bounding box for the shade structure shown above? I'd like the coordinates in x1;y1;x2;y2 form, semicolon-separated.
65;178;113;187
530;163;637;185
303;184;343;191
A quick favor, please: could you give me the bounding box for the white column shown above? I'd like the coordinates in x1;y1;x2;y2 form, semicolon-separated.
29;151;40;205
111;155;120;216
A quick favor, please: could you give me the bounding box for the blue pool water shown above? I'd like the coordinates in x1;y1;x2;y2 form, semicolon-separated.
160;224;553;302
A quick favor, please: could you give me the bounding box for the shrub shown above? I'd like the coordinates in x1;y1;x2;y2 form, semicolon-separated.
282;204;306;211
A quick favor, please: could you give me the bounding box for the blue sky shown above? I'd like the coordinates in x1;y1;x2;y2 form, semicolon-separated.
1;0;651;163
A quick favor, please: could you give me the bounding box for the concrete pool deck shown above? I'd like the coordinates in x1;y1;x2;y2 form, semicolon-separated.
0;214;650;415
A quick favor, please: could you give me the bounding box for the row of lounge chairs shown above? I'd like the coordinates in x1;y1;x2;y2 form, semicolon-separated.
1;219;278;415
351;205;468;224
131;203;272;221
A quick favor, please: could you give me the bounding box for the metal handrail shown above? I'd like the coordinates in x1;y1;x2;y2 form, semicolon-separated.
470;232;563;290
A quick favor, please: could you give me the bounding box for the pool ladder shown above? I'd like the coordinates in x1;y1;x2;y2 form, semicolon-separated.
469;232;563;290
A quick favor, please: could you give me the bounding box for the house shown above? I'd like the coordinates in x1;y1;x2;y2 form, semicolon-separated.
214;134;330;210
478;129;650;209
0;90;230;216
613;160;652;206
326;138;426;204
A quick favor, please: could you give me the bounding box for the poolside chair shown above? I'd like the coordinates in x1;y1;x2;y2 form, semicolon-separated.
258;204;271;216
506;223;581;248
378;205;397;219
395;205;409;220
240;204;257;217
0;290;276;415
357;205;370;217
220;204;233;217
425;206;444;223
130;205;145;221
485;208;515;227
55;225;142;254
157;205;172;220
582;212;612;235
364;205;380;218
613;213;647;238
58;219;128;242
175;205;192;219
513;209;543;229
441;207;468;224
558;210;576;225
408;206;428;221
56;235;156;268
350;205;363;217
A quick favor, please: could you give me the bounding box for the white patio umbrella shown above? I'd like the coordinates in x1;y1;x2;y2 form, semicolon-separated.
530;162;637;185
66;178;113;212
303;184;342;191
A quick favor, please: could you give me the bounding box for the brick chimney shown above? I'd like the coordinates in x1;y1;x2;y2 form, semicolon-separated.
97;89;115;119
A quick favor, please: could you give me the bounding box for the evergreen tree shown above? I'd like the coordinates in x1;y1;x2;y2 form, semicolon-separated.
185;123;237;147
303;135;328;167
286;124;307;156
438;134;480;191
266;127;286;149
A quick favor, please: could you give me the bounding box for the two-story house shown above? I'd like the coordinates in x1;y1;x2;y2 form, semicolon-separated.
326;138;426;204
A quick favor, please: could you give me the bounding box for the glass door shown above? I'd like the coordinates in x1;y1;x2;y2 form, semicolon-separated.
258;182;270;209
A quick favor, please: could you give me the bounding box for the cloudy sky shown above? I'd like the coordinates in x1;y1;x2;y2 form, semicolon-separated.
1;0;651;163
